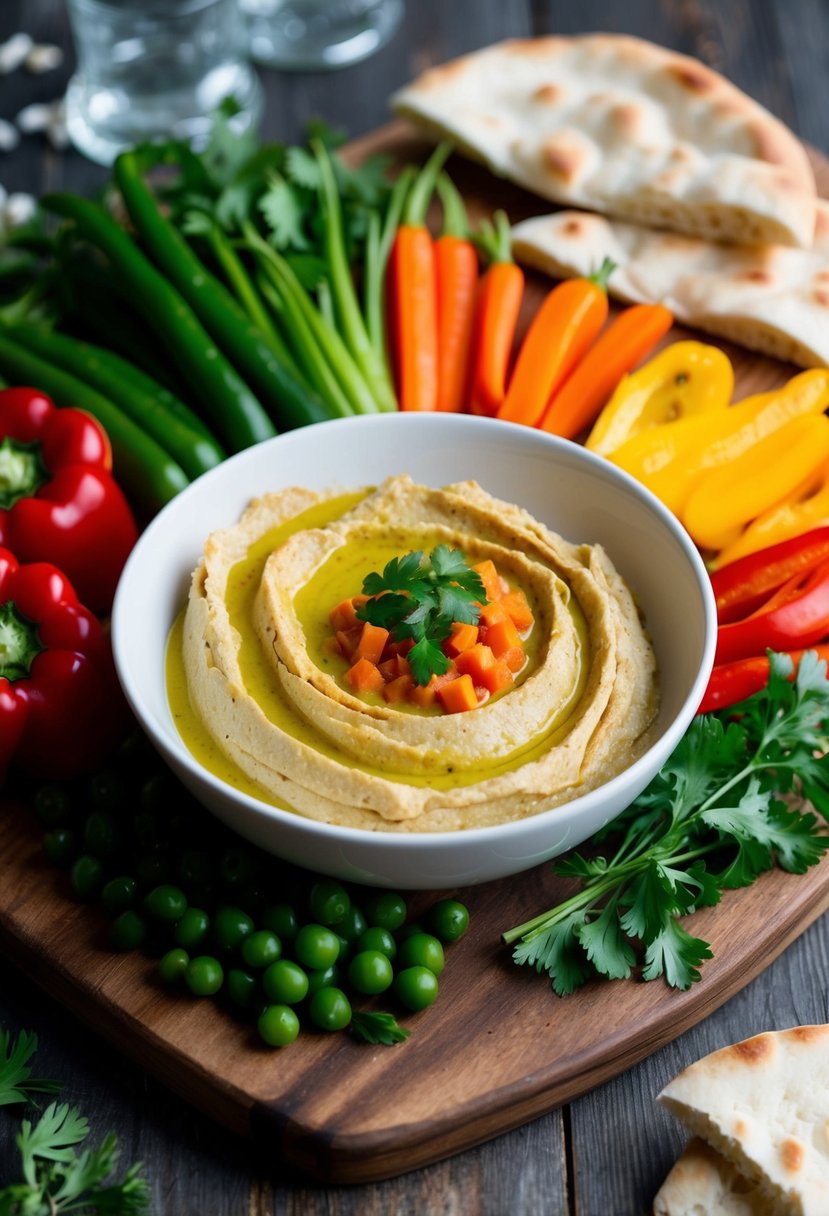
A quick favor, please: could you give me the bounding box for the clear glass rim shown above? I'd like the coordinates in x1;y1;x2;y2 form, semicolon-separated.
67;0;229;17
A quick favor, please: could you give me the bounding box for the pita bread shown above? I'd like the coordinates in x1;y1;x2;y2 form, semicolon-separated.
510;202;829;368
657;1025;829;1216
653;1138;778;1216
391;34;816;247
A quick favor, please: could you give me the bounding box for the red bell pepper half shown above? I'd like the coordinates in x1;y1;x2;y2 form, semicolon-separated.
698;644;829;714
0;548;127;783
0;386;138;613
714;557;829;666
710;527;829;624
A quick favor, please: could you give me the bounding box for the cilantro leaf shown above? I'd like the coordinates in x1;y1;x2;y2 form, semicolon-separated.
350;1011;411;1046
258;173;310;251
575;900;635;980
408;637;450;686
0;1030;60;1107
641;919;713;989
512;911;594;997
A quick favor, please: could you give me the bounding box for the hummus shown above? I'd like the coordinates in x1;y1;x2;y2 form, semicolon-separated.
178;475;659;832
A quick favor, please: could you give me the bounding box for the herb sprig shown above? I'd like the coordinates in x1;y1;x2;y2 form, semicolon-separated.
357;545;486;686
503;651;829;995
0;1027;150;1215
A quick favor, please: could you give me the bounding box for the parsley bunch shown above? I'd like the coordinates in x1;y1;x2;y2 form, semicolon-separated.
503;651;829;995
357;545;486;686
0;1027;150;1215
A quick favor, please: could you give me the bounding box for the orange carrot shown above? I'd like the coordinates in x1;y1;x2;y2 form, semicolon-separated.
467;211;524;417
436;672;479;714
388;144;451;411
434;174;479;412
497;260;614;427
346;657;384;694
540;303;674;439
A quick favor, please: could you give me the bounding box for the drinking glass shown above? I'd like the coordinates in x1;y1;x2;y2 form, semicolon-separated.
65;0;263;166
239;0;404;70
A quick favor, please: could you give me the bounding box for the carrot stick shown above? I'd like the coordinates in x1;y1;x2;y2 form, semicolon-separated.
539;303;674;439
434;174;478;412
497;259;614;427
388;143;451;411
467;211;524;417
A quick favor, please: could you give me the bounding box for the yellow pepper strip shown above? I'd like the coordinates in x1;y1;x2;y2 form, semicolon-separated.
683;413;829;552
608;368;829;515
712;456;829;568
585;341;733;457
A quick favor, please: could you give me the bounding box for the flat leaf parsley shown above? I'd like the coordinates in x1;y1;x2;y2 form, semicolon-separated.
503;650;829;995
357;545;486;686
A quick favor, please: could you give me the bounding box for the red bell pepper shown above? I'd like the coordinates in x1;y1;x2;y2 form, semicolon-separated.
698;645;829;713
714;556;829;666
710;527;829;624
0;548;127;783
0;386;137;613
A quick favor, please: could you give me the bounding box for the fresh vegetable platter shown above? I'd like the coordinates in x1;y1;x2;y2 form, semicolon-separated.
3;121;829;1186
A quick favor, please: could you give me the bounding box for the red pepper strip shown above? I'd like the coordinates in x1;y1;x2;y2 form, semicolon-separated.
715;557;829;666
710;527;829;624
0;547;128;783
0;386;137;613
698;644;829;714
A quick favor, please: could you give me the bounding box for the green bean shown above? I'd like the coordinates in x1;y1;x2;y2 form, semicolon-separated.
41;192;275;452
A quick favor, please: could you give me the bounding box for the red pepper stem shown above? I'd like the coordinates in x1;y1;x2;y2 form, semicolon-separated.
0;600;43;681
0;436;47;509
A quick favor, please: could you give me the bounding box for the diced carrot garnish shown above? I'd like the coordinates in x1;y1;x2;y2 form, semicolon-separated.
486;616;522;659
383;673;415;704
472;559;502;603
353;621;389;665
378;654;411;681
478;600;508;629
409;668;457;708
456;643;496;682
385;637;414;658
336;628;359;659
499;589;534;633
436;672;478;714
346;657;384;693
329;595;368;632
502;645;526;674
445;620;479;657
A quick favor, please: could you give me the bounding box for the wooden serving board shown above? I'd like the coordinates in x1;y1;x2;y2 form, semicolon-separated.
2;124;829;1186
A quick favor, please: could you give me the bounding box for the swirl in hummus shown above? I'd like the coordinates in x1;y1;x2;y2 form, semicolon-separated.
179;475;659;833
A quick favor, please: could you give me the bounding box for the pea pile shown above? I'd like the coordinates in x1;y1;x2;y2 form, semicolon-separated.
26;733;469;1048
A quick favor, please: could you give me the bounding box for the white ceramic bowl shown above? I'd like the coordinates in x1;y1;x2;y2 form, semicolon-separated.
112;414;716;889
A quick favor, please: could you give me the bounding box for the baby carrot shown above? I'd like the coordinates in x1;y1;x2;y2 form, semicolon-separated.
539;303;674;439
467;211;524;417
434;174;478;412
388;143;451;411
497;259;614;427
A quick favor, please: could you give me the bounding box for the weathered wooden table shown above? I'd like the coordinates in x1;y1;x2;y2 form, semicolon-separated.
1;2;828;1212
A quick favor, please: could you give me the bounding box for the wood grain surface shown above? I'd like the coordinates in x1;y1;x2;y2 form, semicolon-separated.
2;3;829;1213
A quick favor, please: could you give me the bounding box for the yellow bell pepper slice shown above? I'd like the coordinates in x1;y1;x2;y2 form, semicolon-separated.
585;341;733;457
608;368;829;515
682;413;829;551
713;457;829;568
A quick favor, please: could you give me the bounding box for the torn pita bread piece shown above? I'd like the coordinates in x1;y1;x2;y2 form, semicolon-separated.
391;34;816;248
510;203;829;369
653;1137;778;1216
657;1025;829;1216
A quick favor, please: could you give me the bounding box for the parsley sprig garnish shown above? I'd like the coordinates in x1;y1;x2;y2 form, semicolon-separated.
349;1011;411;1046
0;1026;150;1214
503;651;829;995
357;545;487;686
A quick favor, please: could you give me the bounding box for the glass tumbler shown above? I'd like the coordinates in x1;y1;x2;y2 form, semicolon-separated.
65;0;263;166
240;0;404;70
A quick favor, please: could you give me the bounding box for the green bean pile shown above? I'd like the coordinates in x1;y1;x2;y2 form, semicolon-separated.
27;733;469;1049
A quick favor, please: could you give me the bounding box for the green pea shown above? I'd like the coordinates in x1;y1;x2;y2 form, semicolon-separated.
33;783;72;827
262;959;308;1005
226;968;258;1010
213;905;254;953
220;847;261;890
89;769;125;812
294;924;340;971
101;875;138;915
363;891;407;932
428;899;470;943
305;964;343;997
261;904;298;941
185;955;224;996
347;950;394;995
70;854;104;901
144;884;188;922
308;987;352;1032
241;930;281;970
397;933;445;976
309;879;351;926
158;948;189;984
337;903;367;943
110;910;147;952
174;907;210;950
83;811;119;858
258;1004;300;1047
42;828;77;868
357;926;397;959
394;965;439;1011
